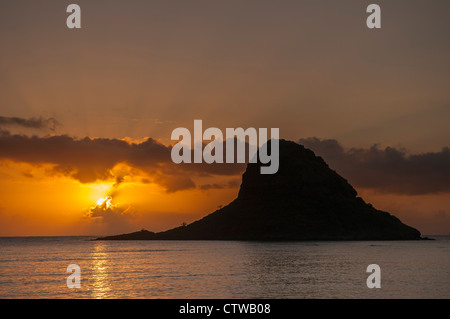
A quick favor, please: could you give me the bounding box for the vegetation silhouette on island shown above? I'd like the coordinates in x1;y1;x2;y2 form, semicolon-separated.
97;140;421;241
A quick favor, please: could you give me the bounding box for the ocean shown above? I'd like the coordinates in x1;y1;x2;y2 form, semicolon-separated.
0;236;449;299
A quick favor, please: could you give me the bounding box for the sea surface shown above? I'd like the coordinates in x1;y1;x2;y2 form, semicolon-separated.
0;236;449;299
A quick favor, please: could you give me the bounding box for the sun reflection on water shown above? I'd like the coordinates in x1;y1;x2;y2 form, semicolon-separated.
90;242;111;299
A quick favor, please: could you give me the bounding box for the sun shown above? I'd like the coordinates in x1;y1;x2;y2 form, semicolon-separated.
96;198;106;206
94;196;115;209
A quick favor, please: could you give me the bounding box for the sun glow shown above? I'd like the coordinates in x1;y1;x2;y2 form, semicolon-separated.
95;196;114;209
96;198;106;206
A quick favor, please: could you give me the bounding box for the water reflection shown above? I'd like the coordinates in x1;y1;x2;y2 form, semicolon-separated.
90;242;111;298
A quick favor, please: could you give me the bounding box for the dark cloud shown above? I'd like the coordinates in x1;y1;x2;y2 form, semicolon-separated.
3;127;447;195
0;116;60;132
0;131;245;191
298;137;450;195
153;174;196;193
0;132;168;182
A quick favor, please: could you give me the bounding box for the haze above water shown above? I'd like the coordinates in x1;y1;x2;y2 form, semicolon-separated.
0;237;449;299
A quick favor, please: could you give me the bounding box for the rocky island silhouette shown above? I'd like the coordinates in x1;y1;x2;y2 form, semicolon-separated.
97;140;421;241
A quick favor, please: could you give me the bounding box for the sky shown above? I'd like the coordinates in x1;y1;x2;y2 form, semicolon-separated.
0;0;449;236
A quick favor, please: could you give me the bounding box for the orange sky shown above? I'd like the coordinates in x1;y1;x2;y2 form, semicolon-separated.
0;1;449;236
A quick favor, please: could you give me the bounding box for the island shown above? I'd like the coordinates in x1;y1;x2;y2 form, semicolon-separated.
97;139;422;241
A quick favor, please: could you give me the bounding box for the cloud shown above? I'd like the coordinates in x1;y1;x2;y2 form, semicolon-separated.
2;123;448;195
0;116;60;132
87;196;131;218
86;196;135;234
298;137;450;195
0;132;166;182
153;173;196;193
0;130;246;192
